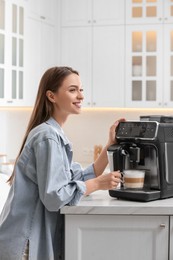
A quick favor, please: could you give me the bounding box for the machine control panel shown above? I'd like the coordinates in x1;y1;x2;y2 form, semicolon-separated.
116;121;158;140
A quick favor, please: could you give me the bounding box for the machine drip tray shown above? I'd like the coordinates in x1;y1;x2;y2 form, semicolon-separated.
109;188;161;202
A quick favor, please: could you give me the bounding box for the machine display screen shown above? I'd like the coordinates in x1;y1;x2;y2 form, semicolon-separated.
117;121;158;139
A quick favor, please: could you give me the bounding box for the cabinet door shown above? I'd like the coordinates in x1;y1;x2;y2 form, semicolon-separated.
125;25;163;108
40;22;57;75
93;0;125;25
1;0;25;106
65;215;169;260
39;0;56;24
164;0;173;24
60;27;92;106
25;17;58;106
126;0;163;24
92;26;124;107
61;0;92;27
28;0;56;25
0;0;5;103
10;3;24;105
61;0;125;27
24;17;41;106
170;216;173;260
163;25;173;107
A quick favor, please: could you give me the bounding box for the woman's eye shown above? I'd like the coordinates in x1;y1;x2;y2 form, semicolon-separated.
69;88;84;93
69;88;76;92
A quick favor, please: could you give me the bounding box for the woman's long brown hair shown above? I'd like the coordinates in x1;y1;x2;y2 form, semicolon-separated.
8;66;79;184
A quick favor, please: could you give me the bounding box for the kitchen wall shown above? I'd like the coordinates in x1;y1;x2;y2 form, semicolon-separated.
1;108;173;165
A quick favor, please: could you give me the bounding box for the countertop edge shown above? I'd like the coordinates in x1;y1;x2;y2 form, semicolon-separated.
60;190;173;215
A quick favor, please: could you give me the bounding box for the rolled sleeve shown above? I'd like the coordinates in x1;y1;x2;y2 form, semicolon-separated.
34;138;87;211
83;164;96;181
71;162;96;181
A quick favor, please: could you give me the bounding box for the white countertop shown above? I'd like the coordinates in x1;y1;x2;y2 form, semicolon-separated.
61;190;173;215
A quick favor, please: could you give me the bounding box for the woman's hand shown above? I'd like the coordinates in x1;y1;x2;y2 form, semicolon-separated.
93;118;126;178
84;171;122;195
95;171;122;190
107;118;126;147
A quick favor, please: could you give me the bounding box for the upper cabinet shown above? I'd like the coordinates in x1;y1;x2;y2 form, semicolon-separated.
0;0;59;107
126;0;173;24
125;0;173;108
27;0;56;25
60;0;125;107
0;0;25;106
24;0;59;106
0;0;5;102
61;0;125;27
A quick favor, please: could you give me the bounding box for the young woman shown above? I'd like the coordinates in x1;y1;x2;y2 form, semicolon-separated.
0;66;124;260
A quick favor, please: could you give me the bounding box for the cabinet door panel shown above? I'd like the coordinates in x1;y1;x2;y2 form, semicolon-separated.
126;0;163;24
61;0;92;27
24;17;41;106
61;27;92;106
28;0;56;24
93;0;125;25
125;25;163;107
170;216;173;260
164;0;173;23
40;22;57;75
65;215;169;260
61;0;125;27
1;0;25;106
93;26;124;107
163;25;173;107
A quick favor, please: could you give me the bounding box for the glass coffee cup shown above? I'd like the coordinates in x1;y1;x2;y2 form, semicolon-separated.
123;170;145;189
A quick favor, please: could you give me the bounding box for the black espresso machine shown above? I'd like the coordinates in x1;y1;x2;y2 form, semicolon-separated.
107;115;173;202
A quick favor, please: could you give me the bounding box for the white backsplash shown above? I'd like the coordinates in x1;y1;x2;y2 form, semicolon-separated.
1;108;173;165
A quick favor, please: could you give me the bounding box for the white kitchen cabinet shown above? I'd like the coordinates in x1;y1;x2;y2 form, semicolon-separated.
24;0;59;106
60;0;125;107
126;0;173;25
170;216;173;259
0;0;25;106
61;25;124;107
125;1;173;108
0;0;5;102
92;26;124;107
163;24;173;108
61;27;92;106
125;25;163;107
65;215;169;260
61;0;125;27
27;0;55;25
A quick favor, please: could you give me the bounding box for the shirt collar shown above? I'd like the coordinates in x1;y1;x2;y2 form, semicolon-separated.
46;117;70;146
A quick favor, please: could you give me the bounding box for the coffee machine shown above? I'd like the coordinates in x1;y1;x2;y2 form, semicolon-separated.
107;116;173;202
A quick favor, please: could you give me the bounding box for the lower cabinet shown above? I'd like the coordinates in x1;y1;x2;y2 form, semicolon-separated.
65;215;169;260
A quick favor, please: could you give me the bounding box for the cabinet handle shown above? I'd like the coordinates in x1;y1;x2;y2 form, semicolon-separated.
40;16;46;20
158;18;162;21
6;100;13;104
92;102;96;106
88;20;91;23
93;20;96;23
164;102;167;106
160;223;166;228
158;102;162;106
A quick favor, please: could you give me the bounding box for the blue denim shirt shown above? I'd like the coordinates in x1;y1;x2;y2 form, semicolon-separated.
0;117;95;260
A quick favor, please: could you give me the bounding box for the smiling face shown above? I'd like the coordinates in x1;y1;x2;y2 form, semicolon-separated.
46;73;84;125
